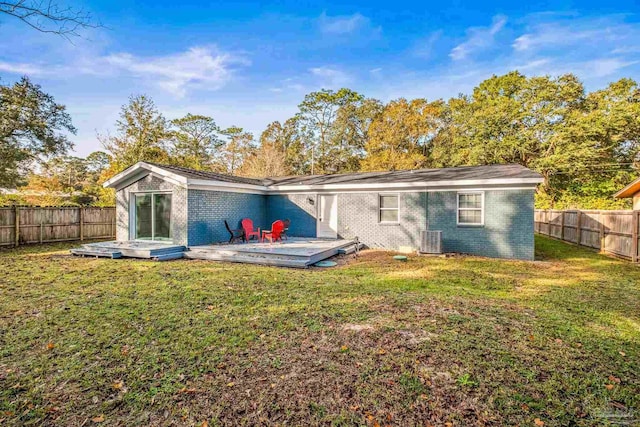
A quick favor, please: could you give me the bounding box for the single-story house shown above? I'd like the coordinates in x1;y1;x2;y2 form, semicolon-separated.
103;162;544;260
614;177;640;209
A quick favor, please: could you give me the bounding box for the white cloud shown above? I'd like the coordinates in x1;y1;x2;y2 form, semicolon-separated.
450;15;507;60
102;46;249;97
0;61;48;75
586;58;639;77
317;12;378;35
0;46;248;98
309;66;352;87
512;25;621;52
412;30;443;59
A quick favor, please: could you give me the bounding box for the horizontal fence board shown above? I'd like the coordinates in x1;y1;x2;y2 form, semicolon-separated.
0;206;115;246
535;209;639;262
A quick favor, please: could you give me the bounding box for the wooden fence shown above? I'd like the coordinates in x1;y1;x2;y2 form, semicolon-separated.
0;206;116;247
534;209;640;262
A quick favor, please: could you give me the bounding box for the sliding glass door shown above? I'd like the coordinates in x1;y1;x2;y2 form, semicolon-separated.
134;193;172;241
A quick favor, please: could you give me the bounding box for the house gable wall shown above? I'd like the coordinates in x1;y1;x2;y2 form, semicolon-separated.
115;174;188;245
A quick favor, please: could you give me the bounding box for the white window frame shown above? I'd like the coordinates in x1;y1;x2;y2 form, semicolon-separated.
379;193;400;224
130;191;173;241
457;191;484;226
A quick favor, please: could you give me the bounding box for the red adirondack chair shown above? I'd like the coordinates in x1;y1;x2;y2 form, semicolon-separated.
262;220;285;243
241;218;261;242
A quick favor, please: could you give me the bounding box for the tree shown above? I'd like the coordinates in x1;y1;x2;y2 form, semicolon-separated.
239;142;290;178
440;72;588;191
1;0;100;38
332;98;383;172
42;155;88;190
218;126;255;175
259;117;310;175
362;98;444;171
0;76;75;187
100;95;169;173
296;88;366;174
168;114;222;170
85;151;110;181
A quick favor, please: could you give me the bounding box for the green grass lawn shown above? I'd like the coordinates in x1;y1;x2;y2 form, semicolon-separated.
0;236;638;426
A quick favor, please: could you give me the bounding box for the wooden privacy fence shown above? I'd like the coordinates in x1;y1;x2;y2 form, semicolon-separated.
0;206;116;247
535;209;640;262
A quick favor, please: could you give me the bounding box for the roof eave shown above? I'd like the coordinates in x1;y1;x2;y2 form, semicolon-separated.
614;177;640;198
267;177;543;192
102;162;188;189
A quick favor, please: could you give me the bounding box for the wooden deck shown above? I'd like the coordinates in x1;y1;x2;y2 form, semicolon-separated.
71;238;359;267
71;241;186;261
185;238;358;268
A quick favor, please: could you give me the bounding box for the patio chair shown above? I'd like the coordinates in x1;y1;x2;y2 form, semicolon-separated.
224;220;245;243
281;219;291;240
261;220;285;244
241;218;261;242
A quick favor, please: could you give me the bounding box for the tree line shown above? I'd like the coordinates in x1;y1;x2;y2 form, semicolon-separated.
1;72;639;208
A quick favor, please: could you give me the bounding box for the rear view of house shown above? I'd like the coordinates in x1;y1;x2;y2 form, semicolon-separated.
103;162;543;260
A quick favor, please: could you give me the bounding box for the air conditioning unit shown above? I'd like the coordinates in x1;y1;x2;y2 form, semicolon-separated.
420;230;442;254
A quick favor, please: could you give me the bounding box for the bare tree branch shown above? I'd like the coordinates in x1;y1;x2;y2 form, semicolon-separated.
0;0;101;39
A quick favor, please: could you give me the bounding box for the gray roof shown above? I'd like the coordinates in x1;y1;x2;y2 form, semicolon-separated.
144;162;265;186
144;162;542;187
263;164;542;186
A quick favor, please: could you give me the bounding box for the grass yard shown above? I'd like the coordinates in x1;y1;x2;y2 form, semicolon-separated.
0;236;639;426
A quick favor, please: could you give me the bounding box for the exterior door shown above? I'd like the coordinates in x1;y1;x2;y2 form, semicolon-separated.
317;194;338;239
133;193;172;241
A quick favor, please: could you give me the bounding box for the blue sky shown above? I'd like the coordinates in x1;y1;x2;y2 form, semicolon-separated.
1;0;640;156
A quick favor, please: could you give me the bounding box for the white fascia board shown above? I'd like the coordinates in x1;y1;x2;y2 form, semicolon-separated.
267;177;543;192
103;162;188;189
270;185;539;195
186;179;268;194
184;178;541;195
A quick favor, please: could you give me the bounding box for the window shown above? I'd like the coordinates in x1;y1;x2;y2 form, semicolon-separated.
379;194;399;223
133;192;173;241
457;192;484;226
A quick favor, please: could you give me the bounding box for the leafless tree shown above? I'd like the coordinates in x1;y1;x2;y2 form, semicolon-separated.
0;0;101;38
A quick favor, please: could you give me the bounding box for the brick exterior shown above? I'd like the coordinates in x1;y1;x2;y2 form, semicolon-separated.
115;175;535;260
427;190;535;260
115;174;188;245
187;190;266;246
266;194;317;237
337;192;427;249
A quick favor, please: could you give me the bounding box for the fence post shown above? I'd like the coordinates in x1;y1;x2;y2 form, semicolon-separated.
560;211;565;241
39;208;44;244
80;207;84;241
632;210;639;263
14;205;19;247
576;211;582;247
599;211;606;253
546;210;551;235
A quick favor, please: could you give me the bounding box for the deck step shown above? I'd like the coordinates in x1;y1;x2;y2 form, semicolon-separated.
183;250;309;268
152;252;185;261
70;248;123;259
337;243;365;255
